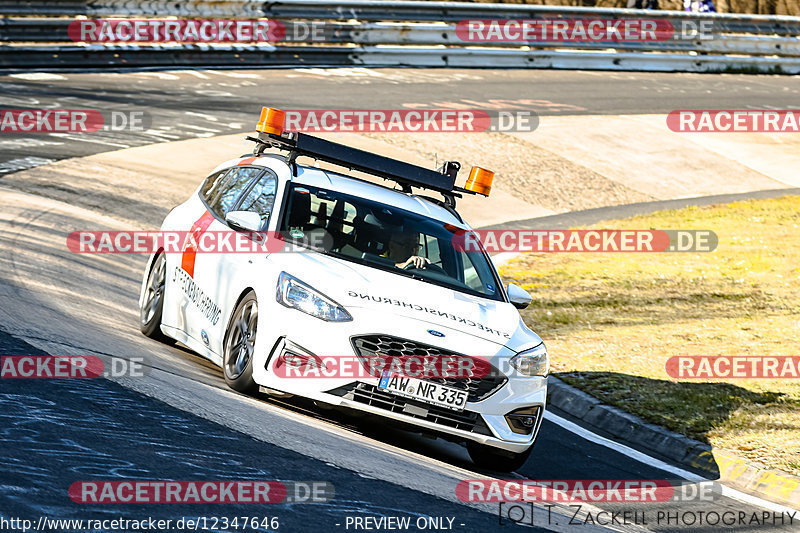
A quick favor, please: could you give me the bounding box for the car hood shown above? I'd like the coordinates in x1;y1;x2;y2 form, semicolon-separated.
269;252;540;349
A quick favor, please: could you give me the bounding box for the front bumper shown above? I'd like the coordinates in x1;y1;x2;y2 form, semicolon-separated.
252;305;547;453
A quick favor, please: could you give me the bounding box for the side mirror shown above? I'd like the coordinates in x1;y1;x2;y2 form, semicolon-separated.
225;211;262;232
507;283;532;310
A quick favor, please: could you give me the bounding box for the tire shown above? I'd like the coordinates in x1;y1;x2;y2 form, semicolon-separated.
466;440;533;473
140;252;169;341
223;291;258;393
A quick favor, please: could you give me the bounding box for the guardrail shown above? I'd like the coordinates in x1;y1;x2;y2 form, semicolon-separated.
1;0;800;73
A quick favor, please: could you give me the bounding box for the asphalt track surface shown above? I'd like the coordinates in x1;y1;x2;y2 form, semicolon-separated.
0;331;509;532
2;68;800;172
1;68;799;532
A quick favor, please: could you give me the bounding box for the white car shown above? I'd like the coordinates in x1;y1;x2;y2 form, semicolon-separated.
139;108;548;471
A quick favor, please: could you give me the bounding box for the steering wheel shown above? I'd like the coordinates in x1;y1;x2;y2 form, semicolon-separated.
403;262;447;276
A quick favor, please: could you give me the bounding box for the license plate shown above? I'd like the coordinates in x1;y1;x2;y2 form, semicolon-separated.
378;371;468;411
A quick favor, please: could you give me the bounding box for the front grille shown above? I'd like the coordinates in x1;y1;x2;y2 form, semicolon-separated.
351;334;507;402
327;382;493;436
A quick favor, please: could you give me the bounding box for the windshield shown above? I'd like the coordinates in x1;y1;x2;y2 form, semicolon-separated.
279;183;504;302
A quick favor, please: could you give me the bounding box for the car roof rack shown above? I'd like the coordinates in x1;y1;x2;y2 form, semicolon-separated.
246;107;496;209
248;130;457;194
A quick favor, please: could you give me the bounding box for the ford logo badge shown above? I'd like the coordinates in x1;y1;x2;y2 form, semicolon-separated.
427;329;445;338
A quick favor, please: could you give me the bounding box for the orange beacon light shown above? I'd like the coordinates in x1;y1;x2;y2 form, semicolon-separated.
464;166;494;197
256;107;286;135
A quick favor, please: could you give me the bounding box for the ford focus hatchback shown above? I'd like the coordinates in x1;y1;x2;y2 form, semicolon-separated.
139;107;548;471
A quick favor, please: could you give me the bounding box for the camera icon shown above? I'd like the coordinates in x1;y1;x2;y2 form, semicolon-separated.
498;502;534;526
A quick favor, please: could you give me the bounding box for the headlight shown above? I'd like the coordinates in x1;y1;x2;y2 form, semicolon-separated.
276;272;352;322
509;343;548;377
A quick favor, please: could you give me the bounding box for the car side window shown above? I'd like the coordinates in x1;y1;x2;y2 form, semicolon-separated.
458;250;497;295
237;170;278;229
200;169;230;203
421;234;442;266
208;167;263;217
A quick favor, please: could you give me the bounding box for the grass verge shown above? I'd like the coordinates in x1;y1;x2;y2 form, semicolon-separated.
500;195;800;475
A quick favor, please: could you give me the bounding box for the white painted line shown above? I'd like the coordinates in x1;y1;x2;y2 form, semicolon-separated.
544;410;800;515
142;129;181;140
177;123;221;133
207;71;261;78
9;73;66;81
0;96;40;106
134;72;180;80
182;70;210;79
48;133;130;148
0;156;55;174
0;138;64;148
293;67;384;78
185;111;220;122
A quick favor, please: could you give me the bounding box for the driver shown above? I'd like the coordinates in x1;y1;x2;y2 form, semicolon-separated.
385;230;430;269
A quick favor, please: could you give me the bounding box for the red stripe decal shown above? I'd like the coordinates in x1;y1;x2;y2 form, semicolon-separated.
180;210;215;278
238;157;257;165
